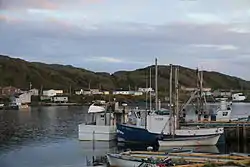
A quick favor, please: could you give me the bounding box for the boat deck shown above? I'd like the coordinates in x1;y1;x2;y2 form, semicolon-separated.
181;122;250;128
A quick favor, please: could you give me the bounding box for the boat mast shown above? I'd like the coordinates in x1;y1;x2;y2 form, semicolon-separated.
149;68;152;112
169;64;173;136
196;68;201;121
145;69;148;129
161;64;173;135
175;66;179;130
155;58;158;111
145;70;148;110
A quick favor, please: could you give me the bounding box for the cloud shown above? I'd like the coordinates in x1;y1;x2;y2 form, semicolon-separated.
85;56;149;65
0;14;22;24
228;27;250;34
1;1;250;79
190;44;239;51
186;13;225;24
0;0;59;10
86;57;123;63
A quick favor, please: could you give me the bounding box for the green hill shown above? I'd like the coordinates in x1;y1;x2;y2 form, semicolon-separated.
0;55;249;92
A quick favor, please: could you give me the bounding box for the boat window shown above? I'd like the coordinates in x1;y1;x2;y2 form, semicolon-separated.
94;103;104;106
155;110;170;115
223;112;228;116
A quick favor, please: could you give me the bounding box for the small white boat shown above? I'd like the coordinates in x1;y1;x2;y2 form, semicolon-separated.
158;134;220;147
107;153;143;167
107;153;171;167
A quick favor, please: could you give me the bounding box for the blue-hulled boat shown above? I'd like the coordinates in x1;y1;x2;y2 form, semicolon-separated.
117;123;162;145
116;123;223;145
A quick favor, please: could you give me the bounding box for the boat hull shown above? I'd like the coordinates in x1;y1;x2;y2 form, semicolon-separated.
117;124;161;145
78;124;116;141
107;153;143;167
158;134;220;147
117;124;223;145
175;127;224;136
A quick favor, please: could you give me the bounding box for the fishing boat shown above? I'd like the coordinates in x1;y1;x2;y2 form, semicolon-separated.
158;134;221;147
78;100;128;141
117;61;224;145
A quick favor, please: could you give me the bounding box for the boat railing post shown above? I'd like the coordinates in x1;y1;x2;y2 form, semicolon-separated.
145;108;147;129
243;123;247;147
93;130;95;150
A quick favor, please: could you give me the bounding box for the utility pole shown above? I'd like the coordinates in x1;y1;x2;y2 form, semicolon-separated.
29;82;32;90
88;80;91;90
69;84;72;96
99;83;101;90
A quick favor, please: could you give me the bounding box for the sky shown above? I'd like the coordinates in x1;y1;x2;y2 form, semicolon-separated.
0;0;250;79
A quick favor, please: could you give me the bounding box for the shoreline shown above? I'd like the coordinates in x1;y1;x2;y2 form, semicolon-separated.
30;102;86;107
29;101;250;107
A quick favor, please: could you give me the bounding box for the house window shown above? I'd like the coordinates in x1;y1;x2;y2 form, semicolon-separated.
223;112;228;116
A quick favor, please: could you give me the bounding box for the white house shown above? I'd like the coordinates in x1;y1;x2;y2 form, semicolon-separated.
43;89;63;97
83;90;91;95
51;96;68;103
138;88;154;93
10;92;31;105
29;88;39;96
134;91;143;96
113;91;143;96
113;91;131;95
232;93;246;101
75;89;84;95
90;89;103;95
103;91;109;95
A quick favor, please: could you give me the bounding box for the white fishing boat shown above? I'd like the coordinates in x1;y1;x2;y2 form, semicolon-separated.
79;101;116;141
158;134;221;147
213;99;232;122
79;100;128;141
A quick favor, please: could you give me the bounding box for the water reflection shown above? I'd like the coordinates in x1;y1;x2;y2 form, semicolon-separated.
158;145;219;153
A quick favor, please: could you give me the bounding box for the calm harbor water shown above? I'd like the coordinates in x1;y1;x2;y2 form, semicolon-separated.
0;104;250;167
